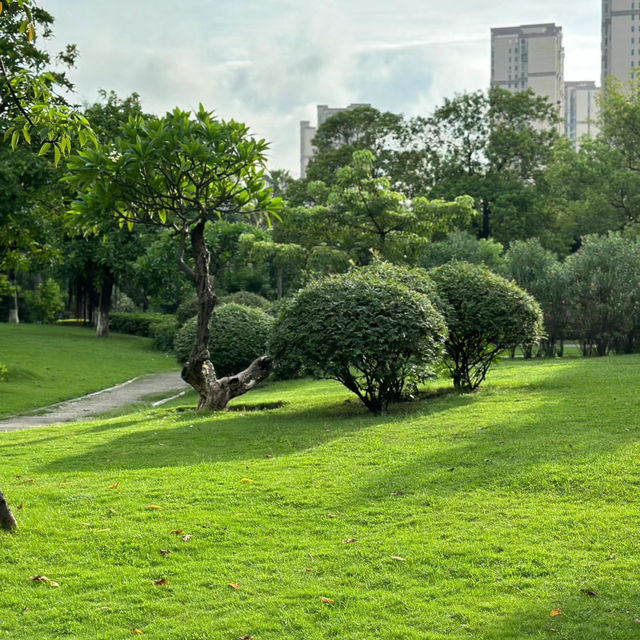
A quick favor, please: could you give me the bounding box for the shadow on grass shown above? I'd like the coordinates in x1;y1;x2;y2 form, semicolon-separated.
345;356;640;505
36;386;477;473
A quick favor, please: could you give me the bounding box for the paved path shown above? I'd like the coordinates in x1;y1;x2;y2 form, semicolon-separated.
0;372;189;432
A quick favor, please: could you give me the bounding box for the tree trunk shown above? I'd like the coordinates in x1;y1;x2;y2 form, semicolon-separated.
8;276;19;324
180;221;272;410
95;266;115;338
0;491;17;531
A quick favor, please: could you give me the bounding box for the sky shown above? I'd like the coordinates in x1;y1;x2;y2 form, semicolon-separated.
42;0;602;176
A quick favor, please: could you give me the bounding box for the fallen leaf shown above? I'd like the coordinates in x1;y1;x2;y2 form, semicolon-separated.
240;635;254;639
550;609;562;617
147;505;162;510
159;549;171;555
29;575;58;587
170;529;184;534
25;478;34;483
392;491;404;497
17;503;23;510
241;478;253;483
153;578;168;586
228;583;239;590
305;568;312;573
581;589;597;597
342;538;357;544
321;597;334;604
108;483;119;489
391;556;405;562
327;514;338;518
132;629;143;635
265;454;273;459
181;534;192;542
634;619;640;624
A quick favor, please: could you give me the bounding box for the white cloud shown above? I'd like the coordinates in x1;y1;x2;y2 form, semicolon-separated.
42;0;602;175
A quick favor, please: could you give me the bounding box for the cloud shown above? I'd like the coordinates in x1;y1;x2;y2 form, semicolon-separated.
41;0;602;175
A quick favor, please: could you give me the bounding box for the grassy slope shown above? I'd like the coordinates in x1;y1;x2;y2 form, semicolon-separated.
0;324;177;417
0;356;639;639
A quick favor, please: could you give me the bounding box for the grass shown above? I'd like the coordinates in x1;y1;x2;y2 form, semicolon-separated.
1;355;639;639
0;324;177;417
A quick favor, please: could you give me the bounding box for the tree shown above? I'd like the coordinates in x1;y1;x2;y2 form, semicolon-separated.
429;262;543;391
417;89;560;245
276;150;474;267
564;233;640;356
270;266;447;414
304;106;404;186
418;230;504;271
68;107;281;410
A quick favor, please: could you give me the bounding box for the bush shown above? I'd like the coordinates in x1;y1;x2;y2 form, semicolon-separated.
430;261;543;392
174;303;274;376
270;269;448;414
217;291;272;311
564;233;640;356
109;312;172;337
24;279;64;324
503;239;569;357
149;317;179;353
419;230;505;271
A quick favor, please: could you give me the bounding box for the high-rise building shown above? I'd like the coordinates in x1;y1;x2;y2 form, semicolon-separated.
491;23;565;128
602;0;640;86
564;81;601;144
300;103;370;179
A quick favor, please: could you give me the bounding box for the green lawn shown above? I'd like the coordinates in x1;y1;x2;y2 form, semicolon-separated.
1;355;639;639
0;324;177;417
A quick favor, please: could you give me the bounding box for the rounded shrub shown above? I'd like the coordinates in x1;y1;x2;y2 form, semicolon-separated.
174;303;274;377
429;261;543;392
217;291;272;311
270;268;448;414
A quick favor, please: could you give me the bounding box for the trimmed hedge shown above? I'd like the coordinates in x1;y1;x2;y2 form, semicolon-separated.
174;303;274;376
109;312;171;337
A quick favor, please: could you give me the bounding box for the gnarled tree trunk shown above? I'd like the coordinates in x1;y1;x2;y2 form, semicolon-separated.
0;491;17;531
180;221;272;411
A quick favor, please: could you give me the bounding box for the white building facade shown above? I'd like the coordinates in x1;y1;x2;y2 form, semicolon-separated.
564;81;601;144
300;103;370;179
602;0;640;86
491;23;565;130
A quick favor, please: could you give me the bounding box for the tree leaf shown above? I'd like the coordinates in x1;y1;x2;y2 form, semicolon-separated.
38;142;50;157
228;583;239;590
550;609;562;617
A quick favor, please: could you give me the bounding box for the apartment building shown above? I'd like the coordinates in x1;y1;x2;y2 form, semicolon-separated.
491;23;565;129
299;103;370;179
602;0;640;86
564;81;601;143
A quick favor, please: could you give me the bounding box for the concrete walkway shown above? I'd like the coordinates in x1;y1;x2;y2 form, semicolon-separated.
0;372;189;432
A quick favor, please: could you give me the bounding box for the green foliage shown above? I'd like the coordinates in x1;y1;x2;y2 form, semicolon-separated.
217;291;272;311
423;88;560;244
278;150;474;267
503;239;569;356
0;363;7;381
174;304;274;376
149;317;179;353
270;268;447;413
67;106;280;233
22;277;63;323
564;233;640;356
419;230;505;271
109;312;173;338
430;261;543;391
